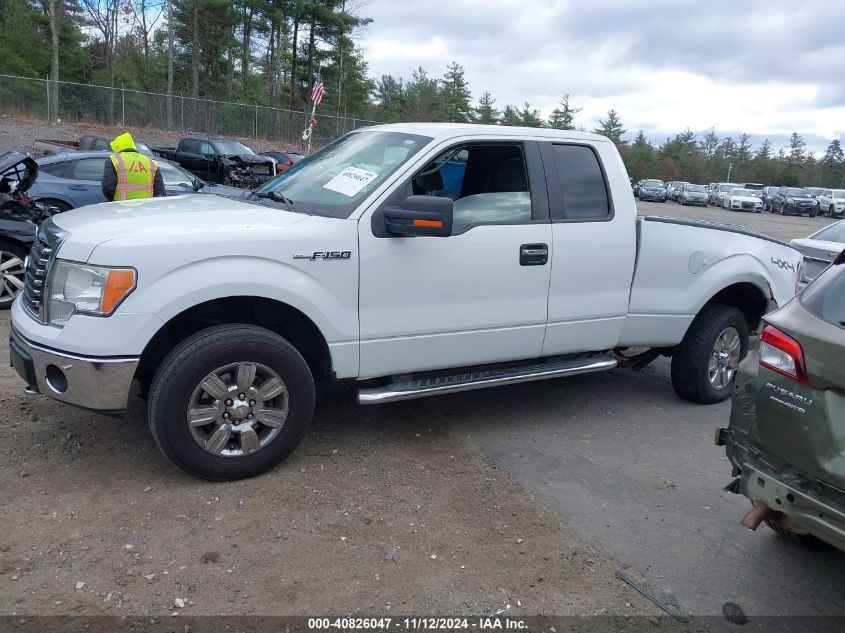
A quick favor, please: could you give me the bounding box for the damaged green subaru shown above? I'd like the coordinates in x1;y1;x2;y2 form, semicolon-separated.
717;250;845;551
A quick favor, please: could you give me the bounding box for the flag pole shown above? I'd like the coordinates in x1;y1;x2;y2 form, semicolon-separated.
304;61;322;154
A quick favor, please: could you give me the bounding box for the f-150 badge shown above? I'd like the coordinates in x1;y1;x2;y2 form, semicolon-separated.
293;251;352;261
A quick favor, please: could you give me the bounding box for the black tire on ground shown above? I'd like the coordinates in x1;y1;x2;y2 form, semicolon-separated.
38;198;73;212
830;206;835;217
809;208;817;218
148;324;316;481
671;304;749;404
0;240;29;310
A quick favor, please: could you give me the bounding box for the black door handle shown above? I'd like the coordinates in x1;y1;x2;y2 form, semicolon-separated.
520;243;548;266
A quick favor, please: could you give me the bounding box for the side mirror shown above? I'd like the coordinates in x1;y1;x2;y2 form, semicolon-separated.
192;179;204;191
384;195;453;237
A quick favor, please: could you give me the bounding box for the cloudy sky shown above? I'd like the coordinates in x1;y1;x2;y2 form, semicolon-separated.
358;0;845;155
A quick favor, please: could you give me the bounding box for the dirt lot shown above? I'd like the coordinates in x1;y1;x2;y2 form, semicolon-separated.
0;315;659;617
0;115;297;155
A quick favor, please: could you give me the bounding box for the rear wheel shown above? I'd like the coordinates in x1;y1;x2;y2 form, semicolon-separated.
148;324;315;480
830;205;835;217
671;304;749;404
0;240;27;309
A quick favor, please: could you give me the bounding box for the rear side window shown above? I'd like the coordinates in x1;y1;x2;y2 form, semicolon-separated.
550;144;610;220
92;138;109;150
801;263;845;329
181;139;199;153
38;162;66;177
69;158;107;180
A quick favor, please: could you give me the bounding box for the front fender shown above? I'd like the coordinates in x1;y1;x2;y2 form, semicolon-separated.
129;255;357;345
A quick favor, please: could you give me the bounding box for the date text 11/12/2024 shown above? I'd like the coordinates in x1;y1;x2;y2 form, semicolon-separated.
307;617;528;631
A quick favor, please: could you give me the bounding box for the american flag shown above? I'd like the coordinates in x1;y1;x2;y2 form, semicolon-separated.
311;74;325;105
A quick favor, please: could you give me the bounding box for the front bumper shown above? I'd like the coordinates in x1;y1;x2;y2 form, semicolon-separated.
784;203;815;214
640;191;665;200
9;326;138;413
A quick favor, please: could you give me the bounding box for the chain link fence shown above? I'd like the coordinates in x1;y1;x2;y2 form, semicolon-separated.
0;74;380;145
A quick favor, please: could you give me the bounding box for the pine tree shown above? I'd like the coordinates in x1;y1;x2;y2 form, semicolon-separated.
594;109;626;144
440;61;472;123
474;90;499;124
500;104;521;126
547;94;581;130
518;101;543;127
787;132;806;166
821;139;845;186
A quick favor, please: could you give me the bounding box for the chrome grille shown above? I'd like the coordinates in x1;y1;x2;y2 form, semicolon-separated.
22;221;66;322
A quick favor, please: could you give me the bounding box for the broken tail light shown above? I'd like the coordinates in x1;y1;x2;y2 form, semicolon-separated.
759;325;808;384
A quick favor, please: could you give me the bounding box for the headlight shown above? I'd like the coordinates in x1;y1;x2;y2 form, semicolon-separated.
47;260;136;326
786;198;795;204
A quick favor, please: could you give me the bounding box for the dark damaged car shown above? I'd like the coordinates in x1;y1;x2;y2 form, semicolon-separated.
0;152;62;308
152;137;275;188
717;250;845;552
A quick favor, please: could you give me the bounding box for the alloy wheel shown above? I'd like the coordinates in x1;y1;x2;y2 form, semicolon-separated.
186;361;290;457
708;327;741;390
0;250;26;304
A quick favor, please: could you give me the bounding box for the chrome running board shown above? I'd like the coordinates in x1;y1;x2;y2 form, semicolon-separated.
358;354;617;404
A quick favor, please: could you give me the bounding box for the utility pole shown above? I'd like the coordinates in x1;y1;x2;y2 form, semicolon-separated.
166;0;174;129
726;161;732;182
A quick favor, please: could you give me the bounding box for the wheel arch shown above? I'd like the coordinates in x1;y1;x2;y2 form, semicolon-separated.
701;281;772;333
136;296;334;395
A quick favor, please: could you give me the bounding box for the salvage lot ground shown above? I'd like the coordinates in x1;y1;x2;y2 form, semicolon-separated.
1;179;844;618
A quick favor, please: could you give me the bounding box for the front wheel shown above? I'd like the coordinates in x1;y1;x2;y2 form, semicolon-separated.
671;304;749;404
830;205;835;217
148;324;315;480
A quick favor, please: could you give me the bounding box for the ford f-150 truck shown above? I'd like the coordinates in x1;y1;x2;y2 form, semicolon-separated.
9;123;803;480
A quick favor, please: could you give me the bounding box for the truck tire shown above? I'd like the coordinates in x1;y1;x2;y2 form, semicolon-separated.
671;304;749;404
148;324;315;481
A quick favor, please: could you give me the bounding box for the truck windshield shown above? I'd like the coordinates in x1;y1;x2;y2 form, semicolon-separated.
251;131;432;218
213;140;254;155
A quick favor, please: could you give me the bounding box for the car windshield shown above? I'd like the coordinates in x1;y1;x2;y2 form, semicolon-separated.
834;190;845;199
157;160;196;187
643;180;663;187
806;188;824;195
812;222;845;244
252;131;431;219
288;153;305;162
731;189;754;196
719;183;740;191
801;261;845;330
787;188;810;197
213;140;253;155
685;184;706;192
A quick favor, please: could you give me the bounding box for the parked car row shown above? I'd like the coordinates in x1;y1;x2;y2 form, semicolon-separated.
636;178;844;219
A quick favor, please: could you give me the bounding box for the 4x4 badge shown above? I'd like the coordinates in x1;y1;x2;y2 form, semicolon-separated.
770;257;795;272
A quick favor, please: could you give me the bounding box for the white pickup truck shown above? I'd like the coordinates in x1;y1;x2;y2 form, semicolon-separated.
9;123;802;480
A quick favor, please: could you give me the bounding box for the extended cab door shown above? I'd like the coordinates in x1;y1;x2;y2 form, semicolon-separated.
538;140;637;355
358;140;552;379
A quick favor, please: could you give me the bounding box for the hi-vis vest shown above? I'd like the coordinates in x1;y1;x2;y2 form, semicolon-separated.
109;151;157;201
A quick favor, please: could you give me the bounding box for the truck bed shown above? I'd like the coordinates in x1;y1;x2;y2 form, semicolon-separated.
618;216;800;347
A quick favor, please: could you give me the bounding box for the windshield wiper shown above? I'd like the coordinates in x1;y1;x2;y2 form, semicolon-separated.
251;190;297;213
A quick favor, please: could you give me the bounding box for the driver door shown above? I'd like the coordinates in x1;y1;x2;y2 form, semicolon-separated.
357;140;552;379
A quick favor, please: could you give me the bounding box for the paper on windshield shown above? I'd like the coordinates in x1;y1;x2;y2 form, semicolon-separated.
323;166;378;197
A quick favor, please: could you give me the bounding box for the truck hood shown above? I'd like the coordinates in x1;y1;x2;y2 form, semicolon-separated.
51;194;307;262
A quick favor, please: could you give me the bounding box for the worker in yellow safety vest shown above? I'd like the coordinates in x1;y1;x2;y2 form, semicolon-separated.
101;132;165;201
